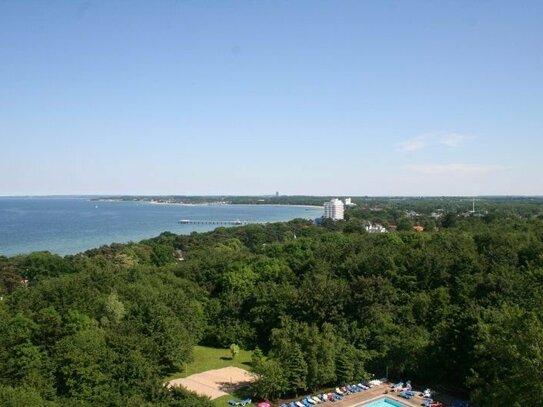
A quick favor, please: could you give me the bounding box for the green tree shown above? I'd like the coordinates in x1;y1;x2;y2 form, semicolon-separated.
229;343;240;359
251;357;288;400
468;306;543;406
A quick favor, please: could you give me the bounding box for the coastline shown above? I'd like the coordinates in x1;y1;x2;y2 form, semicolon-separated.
0;198;323;256
93;198;323;210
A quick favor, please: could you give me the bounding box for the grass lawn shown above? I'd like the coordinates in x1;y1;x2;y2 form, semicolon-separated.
212;390;249;407
165;345;253;381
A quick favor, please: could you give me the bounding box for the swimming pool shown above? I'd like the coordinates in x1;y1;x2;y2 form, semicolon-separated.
358;397;408;407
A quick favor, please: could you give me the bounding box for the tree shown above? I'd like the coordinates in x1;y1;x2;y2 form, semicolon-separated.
103;292;126;325
0;385;44;407
468;306;543;406
335;344;355;384
54;327;113;403
229;343;240;359
251;357;288;400
284;344;308;395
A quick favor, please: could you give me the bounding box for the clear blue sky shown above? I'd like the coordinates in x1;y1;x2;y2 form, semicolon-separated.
1;0;542;196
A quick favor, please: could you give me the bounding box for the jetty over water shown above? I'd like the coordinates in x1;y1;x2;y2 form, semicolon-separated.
179;219;264;225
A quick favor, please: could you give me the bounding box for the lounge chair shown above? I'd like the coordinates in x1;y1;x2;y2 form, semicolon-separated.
424;399;434;407
422;389;432;398
305;398;316;405
312;396;321;403
357;383;369;390
289;403;297;407
335;388;344;395
280;404;288;407
399;391;412;399
228;401;239;406
296;401;305;407
333;392;343;400
240;399;252;406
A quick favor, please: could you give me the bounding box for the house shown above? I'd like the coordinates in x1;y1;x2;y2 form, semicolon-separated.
174;249;184;261
365;223;387;233
413;225;424;232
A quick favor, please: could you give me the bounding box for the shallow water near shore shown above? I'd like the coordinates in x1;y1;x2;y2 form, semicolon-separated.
0;197;323;256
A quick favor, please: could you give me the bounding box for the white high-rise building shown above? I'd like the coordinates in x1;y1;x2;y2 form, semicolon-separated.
344;198;352;206
323;198;344;220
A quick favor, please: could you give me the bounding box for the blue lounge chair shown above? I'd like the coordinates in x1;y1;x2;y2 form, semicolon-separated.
399;391;412;400
289;403;297;407
240;398;252;406
280;404;288;407
228;401;239;406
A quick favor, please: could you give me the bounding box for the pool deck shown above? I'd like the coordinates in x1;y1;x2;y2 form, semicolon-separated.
325;383;424;407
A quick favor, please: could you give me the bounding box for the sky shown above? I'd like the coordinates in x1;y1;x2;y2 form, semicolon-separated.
1;0;542;196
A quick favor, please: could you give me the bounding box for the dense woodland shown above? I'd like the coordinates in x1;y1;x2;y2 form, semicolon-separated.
1;198;543;406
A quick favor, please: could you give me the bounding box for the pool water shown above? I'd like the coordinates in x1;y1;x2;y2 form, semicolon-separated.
360;398;408;407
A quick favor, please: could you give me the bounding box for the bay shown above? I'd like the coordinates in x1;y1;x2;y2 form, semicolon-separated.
0;197;323;256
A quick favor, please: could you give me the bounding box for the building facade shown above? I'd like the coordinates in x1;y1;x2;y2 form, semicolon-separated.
323;198;345;220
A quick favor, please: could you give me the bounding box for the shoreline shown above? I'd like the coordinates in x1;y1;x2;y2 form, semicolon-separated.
93;199;323;210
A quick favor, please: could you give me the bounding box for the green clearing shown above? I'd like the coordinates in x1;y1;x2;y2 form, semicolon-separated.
212;390;249;407
166;345;253;381
166;345;255;406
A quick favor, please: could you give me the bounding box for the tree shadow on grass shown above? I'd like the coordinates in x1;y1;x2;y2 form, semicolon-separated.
220;356;233;361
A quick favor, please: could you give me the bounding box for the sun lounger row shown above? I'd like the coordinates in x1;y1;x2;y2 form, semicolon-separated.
228;398;252;406
278;380;380;407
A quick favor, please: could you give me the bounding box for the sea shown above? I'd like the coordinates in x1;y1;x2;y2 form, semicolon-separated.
0;197;323;257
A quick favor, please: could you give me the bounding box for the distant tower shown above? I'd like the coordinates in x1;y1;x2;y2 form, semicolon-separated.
472;198;475;213
275;191;279;197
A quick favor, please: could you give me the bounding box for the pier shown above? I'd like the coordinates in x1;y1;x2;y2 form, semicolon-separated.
178;219;263;225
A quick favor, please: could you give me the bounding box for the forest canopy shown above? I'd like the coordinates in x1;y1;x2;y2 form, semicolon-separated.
1;198;543;406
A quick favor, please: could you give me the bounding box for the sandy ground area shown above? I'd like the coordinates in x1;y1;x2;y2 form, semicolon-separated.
167;366;256;400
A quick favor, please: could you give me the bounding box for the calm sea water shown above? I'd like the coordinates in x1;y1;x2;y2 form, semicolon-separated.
0;197;323;256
